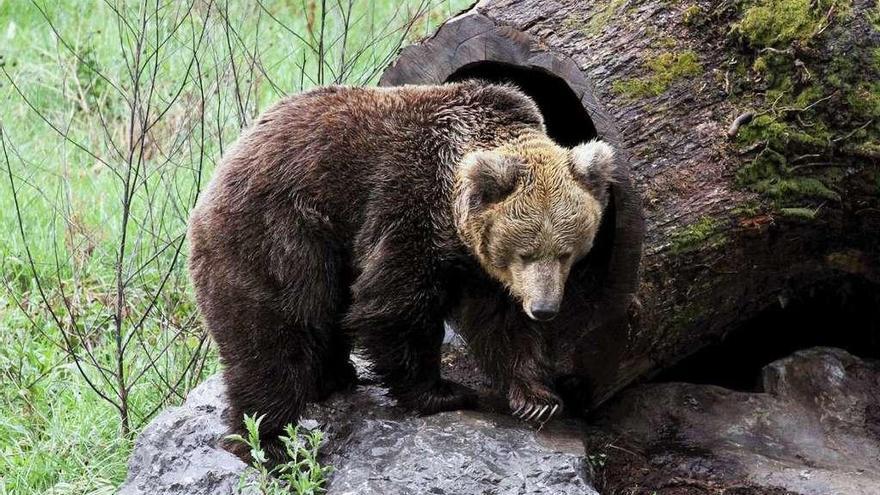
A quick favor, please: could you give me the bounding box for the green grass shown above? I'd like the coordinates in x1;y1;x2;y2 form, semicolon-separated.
0;1;467;493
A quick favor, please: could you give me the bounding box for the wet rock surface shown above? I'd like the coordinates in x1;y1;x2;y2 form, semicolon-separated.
118;376;249;495
118;351;596;495
120;347;880;495
309;386;593;495
585;347;880;495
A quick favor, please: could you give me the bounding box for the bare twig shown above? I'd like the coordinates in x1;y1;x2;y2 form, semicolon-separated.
5;0;448;437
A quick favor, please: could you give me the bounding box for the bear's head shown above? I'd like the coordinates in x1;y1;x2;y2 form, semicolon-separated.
453;135;616;322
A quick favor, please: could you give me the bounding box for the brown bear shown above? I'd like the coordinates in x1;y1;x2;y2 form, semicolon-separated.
187;81;616;457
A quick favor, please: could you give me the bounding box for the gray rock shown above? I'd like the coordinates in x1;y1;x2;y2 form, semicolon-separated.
121;347;880;495
305;385;593;495
118;375;249;495
587;347;880;495
119;369;597;495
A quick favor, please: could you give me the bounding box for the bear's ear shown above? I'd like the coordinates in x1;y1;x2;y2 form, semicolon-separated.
570;140;616;195
459;150;523;208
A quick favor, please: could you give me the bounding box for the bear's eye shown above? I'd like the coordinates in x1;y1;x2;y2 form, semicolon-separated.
559;252;572;263
519;253;539;264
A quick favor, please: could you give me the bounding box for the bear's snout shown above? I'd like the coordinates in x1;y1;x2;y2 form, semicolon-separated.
528;300;559;321
515;259;565;322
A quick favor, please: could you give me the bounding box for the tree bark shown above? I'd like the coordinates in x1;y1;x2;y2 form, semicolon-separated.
380;0;880;408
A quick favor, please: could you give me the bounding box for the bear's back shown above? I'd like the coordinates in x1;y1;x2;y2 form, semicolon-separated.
188;82;545;255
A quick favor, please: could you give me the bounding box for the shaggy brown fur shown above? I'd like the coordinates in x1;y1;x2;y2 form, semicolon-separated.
187;81;616;459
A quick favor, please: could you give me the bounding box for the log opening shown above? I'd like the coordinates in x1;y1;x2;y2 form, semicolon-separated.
656;276;880;392
445;61;598;147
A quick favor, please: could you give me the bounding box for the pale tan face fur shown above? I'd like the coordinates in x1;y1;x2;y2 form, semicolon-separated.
454;134;616;322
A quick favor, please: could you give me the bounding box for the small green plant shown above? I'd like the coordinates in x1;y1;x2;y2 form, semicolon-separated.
71;43;110;114
226;414;332;495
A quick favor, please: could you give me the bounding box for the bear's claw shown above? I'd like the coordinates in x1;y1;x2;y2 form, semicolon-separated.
508;381;563;426
516;402;559;423
526;405;548;422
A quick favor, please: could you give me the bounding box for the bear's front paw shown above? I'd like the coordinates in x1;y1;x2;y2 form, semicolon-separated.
508;380;563;424
404;379;478;415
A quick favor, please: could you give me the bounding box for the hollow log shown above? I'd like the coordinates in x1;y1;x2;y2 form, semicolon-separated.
381;0;880;408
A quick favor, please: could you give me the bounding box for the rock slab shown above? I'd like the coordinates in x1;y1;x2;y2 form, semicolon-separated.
118;376;249;495
118;373;596;495
587;347;880;495
120;347;880;495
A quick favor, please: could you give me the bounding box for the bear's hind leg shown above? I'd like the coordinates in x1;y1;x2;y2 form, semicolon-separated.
197;234;352;464
210;298;331;464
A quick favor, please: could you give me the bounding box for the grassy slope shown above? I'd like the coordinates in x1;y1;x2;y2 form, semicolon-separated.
0;1;466;493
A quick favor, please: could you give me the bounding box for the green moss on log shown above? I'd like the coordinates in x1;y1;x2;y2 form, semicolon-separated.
735;114;832;150
779;207;819;219
729;0;878;213
613;51;702;98
682;4;704;25
563;0;631;36
669;216;727;254
587;0;627;35
666;302;710;334
735;0;850;47
869;0;880;29
753;177;840;202
732;200;763;217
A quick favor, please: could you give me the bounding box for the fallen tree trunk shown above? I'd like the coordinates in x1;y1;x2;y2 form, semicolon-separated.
381;0;880;407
